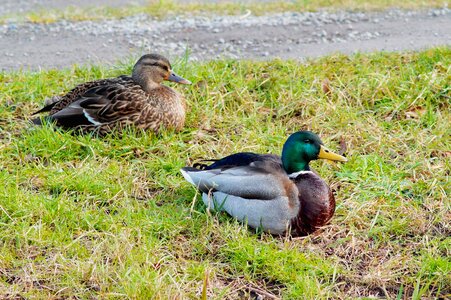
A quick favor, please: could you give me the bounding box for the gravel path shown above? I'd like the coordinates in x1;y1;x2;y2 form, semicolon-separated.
0;6;450;71
0;0;148;15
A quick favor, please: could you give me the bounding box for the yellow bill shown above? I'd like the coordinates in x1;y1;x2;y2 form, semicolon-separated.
318;145;347;162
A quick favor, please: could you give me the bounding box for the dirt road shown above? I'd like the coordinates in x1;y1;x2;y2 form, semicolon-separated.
0;1;449;71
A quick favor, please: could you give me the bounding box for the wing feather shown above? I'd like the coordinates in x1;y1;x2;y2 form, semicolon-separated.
46;81;146;128
181;159;293;200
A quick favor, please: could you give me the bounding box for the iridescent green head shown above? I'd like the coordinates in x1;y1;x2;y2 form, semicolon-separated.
281;131;347;174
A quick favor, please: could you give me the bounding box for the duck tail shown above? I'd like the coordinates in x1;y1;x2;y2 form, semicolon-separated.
31;96;61;115
180;167;218;193
30;116;52;126
31;103;56;116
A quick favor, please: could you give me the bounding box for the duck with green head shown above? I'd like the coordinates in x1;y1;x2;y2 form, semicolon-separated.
181;131;347;236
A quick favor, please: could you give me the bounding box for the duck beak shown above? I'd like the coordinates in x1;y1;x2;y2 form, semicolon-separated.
167;71;191;84
318;145;347;162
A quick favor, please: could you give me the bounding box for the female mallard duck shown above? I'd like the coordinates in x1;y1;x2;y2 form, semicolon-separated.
32;53;191;135
180;131;347;236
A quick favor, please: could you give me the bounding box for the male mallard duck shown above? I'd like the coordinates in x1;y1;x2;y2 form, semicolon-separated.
32;53;191;135
180;131;347;236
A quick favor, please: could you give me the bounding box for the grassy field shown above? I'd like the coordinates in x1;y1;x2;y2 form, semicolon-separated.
1;0;449;23
0;47;450;299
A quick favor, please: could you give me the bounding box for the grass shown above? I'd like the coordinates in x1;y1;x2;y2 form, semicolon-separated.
1;0;449;23
0;47;450;299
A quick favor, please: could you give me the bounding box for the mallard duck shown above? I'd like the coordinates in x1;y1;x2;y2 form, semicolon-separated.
180;131;347;236
32;53;191;135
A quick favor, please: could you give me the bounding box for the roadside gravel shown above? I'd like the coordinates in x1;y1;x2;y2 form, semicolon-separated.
0;7;450;71
0;0;148;15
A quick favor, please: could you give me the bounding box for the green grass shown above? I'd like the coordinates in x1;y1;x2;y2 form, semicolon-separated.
1;0;449;23
0;47;450;299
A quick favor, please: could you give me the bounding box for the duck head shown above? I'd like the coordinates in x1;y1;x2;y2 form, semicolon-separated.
132;53;191;92
281;131;347;174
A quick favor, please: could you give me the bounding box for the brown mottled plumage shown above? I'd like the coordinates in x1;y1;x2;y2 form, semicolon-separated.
32;54;191;135
180;131;347;237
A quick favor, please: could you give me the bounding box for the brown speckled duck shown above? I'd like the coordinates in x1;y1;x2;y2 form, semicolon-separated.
181;131;347;237
32;53;191;135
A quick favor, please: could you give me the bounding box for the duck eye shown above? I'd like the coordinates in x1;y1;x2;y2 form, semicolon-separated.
304;139;311;143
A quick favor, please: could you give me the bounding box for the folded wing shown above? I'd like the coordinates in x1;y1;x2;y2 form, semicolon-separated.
42;83;145;128
181;157;301;234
